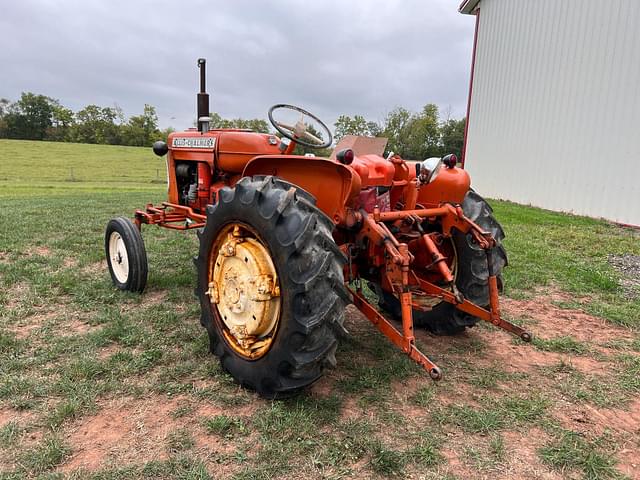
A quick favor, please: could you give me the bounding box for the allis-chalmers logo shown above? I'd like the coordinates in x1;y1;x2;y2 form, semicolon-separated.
171;137;216;148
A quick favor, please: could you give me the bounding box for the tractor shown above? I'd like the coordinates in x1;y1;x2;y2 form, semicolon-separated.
105;58;532;398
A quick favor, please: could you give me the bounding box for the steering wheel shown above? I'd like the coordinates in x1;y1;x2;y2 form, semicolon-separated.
268;104;333;149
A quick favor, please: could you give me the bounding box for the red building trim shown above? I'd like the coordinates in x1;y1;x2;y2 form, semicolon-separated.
461;9;480;169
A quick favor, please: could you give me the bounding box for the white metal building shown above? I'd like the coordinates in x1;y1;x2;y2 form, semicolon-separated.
459;0;640;226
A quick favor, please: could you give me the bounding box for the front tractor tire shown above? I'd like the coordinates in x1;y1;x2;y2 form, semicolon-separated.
105;217;148;293
196;176;349;398
379;190;507;335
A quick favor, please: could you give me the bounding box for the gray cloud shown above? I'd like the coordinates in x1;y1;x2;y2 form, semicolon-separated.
0;0;475;129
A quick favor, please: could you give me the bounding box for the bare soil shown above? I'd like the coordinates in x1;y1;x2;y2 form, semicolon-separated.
60;395;237;473
28;290;638;478
25;246;52;258
500;429;564;480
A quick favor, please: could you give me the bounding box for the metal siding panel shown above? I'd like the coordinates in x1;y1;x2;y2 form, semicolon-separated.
465;0;640;225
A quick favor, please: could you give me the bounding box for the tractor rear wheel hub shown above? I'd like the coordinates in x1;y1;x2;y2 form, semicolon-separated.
209;225;281;358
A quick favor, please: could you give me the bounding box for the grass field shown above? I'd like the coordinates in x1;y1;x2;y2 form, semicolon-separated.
0;139;167;193
0;139;639;479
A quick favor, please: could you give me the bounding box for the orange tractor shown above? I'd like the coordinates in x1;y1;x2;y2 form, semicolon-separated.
105;59;531;398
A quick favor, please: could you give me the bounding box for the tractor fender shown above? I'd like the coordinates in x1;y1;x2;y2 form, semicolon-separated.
243;155;361;224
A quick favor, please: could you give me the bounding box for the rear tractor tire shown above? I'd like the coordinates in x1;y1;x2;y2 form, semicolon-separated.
196;176;349;398
378;190;508;335
105;217;148;293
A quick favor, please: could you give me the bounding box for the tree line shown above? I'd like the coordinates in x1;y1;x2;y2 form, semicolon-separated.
0;93;168;147
334;104;465;160
0;92;465;159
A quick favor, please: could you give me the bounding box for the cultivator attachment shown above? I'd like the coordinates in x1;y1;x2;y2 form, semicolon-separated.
347;203;532;380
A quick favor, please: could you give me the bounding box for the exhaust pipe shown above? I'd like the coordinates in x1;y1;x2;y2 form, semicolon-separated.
197;58;210;133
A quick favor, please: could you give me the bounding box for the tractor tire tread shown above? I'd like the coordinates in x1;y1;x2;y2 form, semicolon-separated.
196;176;348;398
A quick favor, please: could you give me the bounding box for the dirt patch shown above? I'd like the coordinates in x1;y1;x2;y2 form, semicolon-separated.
617;441;640;479
116;290;169;315
63;257;78;268
141;290;168;306
8;310;58;339
473;324;611;375
501;295;634;345
193;398;256;419
339;396;361;421
81;261;106;276
440;446;476;479
3;282;30;309
552;398;640;478
61;396;180;471
60;395;250;473
609;254;640;298
0;407;35;428
7;305;89;339
500;429;562;480
9;322;42;340
553;397;640;438
25;246;51;257
436;429;561;480
97;344;122;360
59;317;93;336
309;376;334;397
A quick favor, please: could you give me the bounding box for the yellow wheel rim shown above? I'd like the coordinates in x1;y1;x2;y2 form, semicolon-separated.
207;224;281;360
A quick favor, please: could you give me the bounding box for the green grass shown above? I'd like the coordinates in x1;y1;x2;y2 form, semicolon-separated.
19;435;70;474
0;139;638;479
405;431;444;468
0;421;21;448
368;441;406;476
539;430;624;480
203;415;247;438
462;433;506;472
166;428;195;454
439;394;550;434
493;200;640;328
466;364;525;389
533;335;591;355
0;138;166;194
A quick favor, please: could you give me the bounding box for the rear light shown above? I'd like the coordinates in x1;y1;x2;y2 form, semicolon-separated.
442;154;457;168
336;148;355;165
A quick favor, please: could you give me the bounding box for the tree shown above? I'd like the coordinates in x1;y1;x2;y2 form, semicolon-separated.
47;101;74;142
440;117;466;159
121;104;160;146
209;112;269;133
4;92;54;140
381;104;441;160
334;115;382;141
71;105;121;144
0;98;10;137
409;103;441;159
159;126;175;142
0;90;468;158
381;106;413;158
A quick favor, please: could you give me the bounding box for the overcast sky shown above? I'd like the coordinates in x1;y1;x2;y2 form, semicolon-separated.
0;0;475;130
